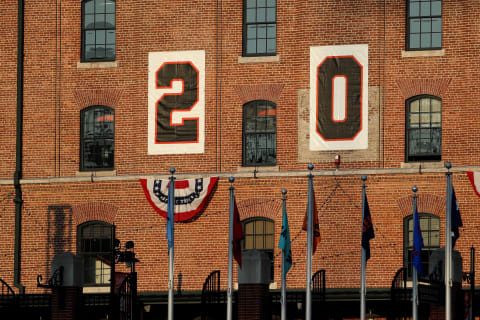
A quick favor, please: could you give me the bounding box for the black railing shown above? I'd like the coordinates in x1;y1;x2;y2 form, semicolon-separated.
201;270;221;320
391;267;409;303
312;269;326;302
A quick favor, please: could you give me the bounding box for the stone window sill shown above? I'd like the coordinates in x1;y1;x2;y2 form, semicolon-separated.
77;61;119;69
76;170;117;177
238;55;280;64
401;161;444;169
401;49;445;58
237;165;279;173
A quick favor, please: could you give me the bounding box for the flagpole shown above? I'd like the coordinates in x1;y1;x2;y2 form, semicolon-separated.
412;186;419;320
227;176;235;320
305;163;314;320
445;162;452;320
168;167;176;320
360;175;367;320
281;189;288;320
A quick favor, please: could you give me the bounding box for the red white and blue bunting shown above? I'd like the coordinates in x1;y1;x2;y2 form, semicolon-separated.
140;177;218;222
467;171;480;198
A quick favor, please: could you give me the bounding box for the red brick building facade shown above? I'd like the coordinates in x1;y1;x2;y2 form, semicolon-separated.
1;1;479;319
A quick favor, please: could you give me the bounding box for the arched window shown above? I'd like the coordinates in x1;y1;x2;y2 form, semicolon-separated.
82;0;116;62
404;213;440;278
242;217;275;281
406;95;441;162
243;100;276;166
77;221;113;286
80;106;115;171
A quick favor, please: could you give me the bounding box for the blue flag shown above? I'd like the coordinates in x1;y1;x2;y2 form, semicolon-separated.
279;202;292;276
361;196;375;261
412;205;424;276
451;187;463;248
167;181;175;251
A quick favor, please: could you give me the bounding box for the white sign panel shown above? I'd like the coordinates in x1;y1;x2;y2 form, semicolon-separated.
148;50;205;154
310;44;368;151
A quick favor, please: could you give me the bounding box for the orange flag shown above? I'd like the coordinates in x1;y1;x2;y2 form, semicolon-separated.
302;189;320;254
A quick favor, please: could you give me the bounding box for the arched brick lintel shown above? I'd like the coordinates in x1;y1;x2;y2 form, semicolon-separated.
72;202;118;226
396;194;445;218
234;84;285;105
73;89;123;110
237;198;282;222
396;78;451;99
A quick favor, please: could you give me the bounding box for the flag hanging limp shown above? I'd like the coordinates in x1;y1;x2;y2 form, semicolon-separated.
412;205;424;276
167;180;175;251
233;198;245;268
279;202;292;276
302;188;321;254
361;195;375;261
451;187;463;248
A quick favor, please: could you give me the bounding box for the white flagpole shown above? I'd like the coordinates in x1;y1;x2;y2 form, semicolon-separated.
281;189;288;320
360;175;367;320
412;186;418;320
305;163;314;320
168;168;175;320
227;176;235;320
445;162;452;320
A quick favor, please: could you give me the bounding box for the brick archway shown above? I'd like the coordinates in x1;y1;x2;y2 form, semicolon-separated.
236;198;282;221
72;201;118;225
396;193;445;217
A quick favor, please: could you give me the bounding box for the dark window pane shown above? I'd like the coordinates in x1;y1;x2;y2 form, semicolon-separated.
420;2;430;16
267;8;275;21
85;0;94;14
246;8;256;23
247;40;256;54
409;2;420;17
247;25;256;39
257;8;266;22
257;39;266;53
106;30;115;45
246;0;256;8
81;106;114;170
105;0;115;13
421;33;431;48
95;13;105;29
85;14;95;29
407;0;441;50
85;30;95;45
410;34;420;49
82;0;115;61
244;0;275;56
410;19;420;33
105;13;115;28
431;1;441;15
95;0;106;13
243;101;276;166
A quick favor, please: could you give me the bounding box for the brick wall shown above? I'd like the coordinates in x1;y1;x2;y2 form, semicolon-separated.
0;1;479;310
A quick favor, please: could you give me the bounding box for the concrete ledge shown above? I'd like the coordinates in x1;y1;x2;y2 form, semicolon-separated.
77;61;119;69
2;165;476;186
76;170;117;177
238;55;280;64
401;161;444;169
401;49;445;58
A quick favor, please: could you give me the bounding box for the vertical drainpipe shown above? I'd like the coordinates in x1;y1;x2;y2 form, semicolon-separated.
14;0;25;294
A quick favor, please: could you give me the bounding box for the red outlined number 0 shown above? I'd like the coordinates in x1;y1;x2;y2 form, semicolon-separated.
316;56;363;141
155;62;199;143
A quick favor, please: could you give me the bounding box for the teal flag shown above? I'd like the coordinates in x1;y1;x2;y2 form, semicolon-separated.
279;203;292;276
